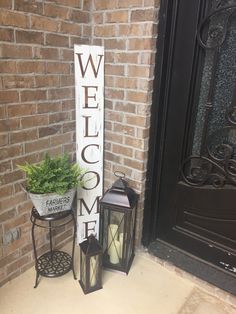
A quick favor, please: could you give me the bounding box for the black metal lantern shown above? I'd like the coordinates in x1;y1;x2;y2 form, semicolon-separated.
79;234;102;294
99;172;138;274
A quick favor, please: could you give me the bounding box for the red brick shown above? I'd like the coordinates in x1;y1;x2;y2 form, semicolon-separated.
0;193;27;212
62;99;75;111
61;49;74;61
115;77;137;89
105;64;124;76
114;102;136;113
21;115;49;129
0;160;11;173
0;0;12;8
0;10;29;28
60;21;82;35
105;88;124;100
46;62;70;74
0;118;21;132
0;185;13;198
0;45;32;59
48;87;73;100
49;112;70;124
7;104;37;117
10;129;38;144
0;105;6;118
31;15;59;32
83;25;92;37
12;154;41;170
15;0;43;14
1;170;24;185
128;38;156;50
60;75;74;87
70;10;90;23
0;134;8;146
116;52;139;64
117;0;142;8
0;91;19;104
46;33;69;47
37;102;62;114
62;121;75;133
70;37;90;47
0;61;17;73
131;9;157;22
3;76;35;89
16;30;44;45
106;11;129;23
0;28;14;41
17;61;45;74
34;47;60;60
126;91;149;103
44;3;70;19
105;110;123;122
125;114;148;127
25;138;50;153
20;90;47;102
51;133;73;145
112;144;133;157
113;123;135;136
38;125;62;138
104;39;126;50
0;145;22;160
35;75;60;88
7;255;30;275
94;0;116;10
55;0;82;7
128;65;150;78
0;250;19;268
124;158;144;170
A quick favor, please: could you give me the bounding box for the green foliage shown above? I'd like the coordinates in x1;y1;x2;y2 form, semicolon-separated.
18;154;85;195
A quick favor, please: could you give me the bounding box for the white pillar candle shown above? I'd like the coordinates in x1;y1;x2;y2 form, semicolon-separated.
108;224;118;255
109;240;120;264
119;233;124;259
90;256;97;287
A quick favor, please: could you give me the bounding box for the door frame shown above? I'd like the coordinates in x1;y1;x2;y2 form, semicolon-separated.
142;0;208;246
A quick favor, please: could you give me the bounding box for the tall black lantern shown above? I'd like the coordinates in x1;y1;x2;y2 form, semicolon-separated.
99;173;138;274
79;234;102;294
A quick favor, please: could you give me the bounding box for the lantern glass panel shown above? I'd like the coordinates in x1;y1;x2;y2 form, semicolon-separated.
103;207;125;266
127;207;135;262
89;255;98;287
81;251;86;287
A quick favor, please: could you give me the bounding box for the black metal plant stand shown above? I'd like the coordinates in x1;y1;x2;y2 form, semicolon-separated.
30;207;77;288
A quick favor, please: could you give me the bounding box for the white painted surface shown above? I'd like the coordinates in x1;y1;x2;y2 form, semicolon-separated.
74;44;104;243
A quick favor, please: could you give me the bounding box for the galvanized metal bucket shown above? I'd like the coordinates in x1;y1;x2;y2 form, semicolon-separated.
27;188;76;216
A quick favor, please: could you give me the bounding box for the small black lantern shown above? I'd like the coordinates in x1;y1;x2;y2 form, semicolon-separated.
79;234;102;294
99;172;138;274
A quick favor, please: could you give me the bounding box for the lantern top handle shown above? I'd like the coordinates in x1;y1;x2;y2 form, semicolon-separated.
114;171;125;178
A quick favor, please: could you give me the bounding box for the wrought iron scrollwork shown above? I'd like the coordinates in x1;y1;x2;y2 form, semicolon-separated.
181;0;236;188
197;1;236;49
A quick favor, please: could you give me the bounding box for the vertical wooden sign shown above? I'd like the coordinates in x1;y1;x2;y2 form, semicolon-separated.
74;45;104;243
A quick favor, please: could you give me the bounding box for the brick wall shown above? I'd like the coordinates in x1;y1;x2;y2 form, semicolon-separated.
91;0;159;244
0;0;91;287
0;0;160;286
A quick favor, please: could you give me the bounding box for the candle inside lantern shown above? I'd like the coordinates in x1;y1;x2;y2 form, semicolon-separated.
119;233;124;259
109;240;120;264
90;256;96;287
108;224;118;255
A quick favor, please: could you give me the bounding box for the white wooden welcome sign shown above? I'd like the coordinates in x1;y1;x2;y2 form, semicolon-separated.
74;44;104;243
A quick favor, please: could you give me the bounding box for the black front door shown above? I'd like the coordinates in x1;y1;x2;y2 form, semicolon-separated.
144;0;236;275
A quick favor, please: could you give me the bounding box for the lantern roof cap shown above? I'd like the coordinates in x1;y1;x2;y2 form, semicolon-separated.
100;172;138;209
79;234;102;255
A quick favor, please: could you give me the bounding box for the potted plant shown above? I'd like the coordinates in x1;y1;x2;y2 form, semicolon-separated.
18;153;85;216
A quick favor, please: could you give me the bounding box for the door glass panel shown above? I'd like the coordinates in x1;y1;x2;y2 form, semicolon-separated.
193;3;236;155
183;1;236;187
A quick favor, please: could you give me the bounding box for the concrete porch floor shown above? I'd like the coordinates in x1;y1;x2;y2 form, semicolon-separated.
0;245;236;314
